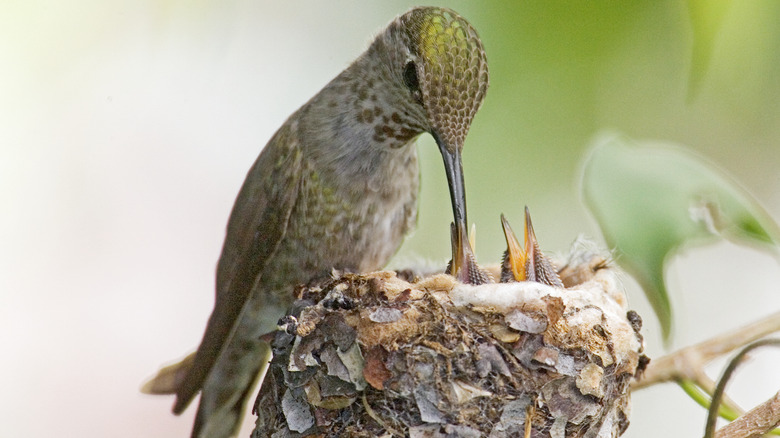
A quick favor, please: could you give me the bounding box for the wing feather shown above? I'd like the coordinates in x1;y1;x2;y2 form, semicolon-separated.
173;123;302;413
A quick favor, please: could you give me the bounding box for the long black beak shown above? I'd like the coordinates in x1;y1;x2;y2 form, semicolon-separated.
435;133;488;284
437;137;467;231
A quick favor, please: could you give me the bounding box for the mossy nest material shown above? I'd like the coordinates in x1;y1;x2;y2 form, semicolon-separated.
253;245;647;438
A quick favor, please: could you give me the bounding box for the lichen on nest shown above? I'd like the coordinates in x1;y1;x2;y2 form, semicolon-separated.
253;242;648;438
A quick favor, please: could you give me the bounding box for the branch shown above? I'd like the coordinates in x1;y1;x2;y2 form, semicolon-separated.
715;391;780;438
705;339;780;438
632;310;780;390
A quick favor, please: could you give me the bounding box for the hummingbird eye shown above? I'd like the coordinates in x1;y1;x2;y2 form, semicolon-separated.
402;61;422;102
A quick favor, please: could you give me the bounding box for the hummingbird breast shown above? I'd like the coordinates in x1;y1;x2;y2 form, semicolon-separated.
261;143;419;299
257;65;424;299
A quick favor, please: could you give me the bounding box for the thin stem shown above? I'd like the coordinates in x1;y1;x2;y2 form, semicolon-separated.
703;339;780;438
678;379;740;421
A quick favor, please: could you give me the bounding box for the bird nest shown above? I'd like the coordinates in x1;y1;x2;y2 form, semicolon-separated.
252;241;648;438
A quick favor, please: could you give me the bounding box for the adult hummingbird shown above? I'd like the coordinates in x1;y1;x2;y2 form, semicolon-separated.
143;7;489;437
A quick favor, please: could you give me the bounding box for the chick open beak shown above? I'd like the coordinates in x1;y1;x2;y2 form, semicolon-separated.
500;207;564;287
500;213;527;282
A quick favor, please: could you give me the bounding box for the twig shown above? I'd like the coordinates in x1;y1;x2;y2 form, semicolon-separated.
678;379;741;420
524;403;534;438
690;370;743;415
362;393;403;438
714;391;780;438
704;339;780;438
632;310;780;390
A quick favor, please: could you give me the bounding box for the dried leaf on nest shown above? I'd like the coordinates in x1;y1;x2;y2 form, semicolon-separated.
253;246;647;438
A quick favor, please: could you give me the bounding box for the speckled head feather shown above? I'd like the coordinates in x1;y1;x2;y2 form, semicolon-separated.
388;7;489;151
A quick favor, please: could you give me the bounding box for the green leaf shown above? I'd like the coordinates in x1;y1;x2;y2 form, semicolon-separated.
581;133;780;340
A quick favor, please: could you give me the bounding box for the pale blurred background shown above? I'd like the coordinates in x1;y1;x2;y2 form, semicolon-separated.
2;1;779;436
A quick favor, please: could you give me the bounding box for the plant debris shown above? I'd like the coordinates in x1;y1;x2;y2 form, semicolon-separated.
253;242;647;437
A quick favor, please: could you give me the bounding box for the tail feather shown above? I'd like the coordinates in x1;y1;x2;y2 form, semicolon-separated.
172;304;241;414
141;352;196;395
191;343;272;438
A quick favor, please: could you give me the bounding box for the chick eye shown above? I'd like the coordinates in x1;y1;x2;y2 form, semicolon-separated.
402;61;421;97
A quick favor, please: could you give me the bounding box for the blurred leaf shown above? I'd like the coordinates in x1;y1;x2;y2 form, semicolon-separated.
581;133;780;340
687;0;734;100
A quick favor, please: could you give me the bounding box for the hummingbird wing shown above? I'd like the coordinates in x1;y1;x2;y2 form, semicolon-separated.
173;123;303;414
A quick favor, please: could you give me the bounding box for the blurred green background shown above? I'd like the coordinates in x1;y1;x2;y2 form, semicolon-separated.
409;0;780;261
2;1;779;437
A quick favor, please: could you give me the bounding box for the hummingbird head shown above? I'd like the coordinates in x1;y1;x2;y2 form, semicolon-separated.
395;7;489;155
373;7;489;151
376;7;490;282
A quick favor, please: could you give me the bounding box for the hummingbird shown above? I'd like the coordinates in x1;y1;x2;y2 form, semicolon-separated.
446;221;492;284
143;7;489;438
500;207;564;287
